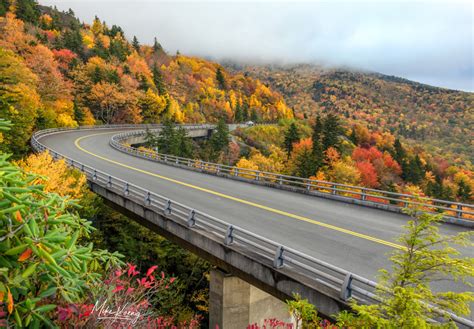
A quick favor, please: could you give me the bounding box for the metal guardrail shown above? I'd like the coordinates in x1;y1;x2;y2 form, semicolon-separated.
31;125;473;327
111;129;474;224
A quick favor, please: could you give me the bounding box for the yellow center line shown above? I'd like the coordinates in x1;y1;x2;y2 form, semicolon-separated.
74;131;404;250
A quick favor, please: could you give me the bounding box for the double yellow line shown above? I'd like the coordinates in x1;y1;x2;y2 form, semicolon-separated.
75;132;404;250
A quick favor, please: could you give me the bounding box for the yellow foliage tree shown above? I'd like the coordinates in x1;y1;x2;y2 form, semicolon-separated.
17;151;86;200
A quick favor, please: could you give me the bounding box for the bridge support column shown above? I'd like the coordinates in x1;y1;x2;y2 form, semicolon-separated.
209;269;291;329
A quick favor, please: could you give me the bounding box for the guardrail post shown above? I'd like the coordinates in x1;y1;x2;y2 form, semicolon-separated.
144;191;151;206
273;246;284;268
332;184;337;195
93;170;97;181
361;189;367;201
201;162;205;170
70;159;74;168
306;180;311;191
107;176;112;188
217;165;221;174
234;168;239;176
163;199;172;215
175;157;179;164
255;172;260;181
81;164;84;172
123;183;130;196
224;225;234;245
187;209;196;227
279;175;283;185
164;155;168;162
340;273;353;301
456;204;462;218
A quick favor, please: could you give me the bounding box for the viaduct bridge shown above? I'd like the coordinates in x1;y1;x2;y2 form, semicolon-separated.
31;124;474;328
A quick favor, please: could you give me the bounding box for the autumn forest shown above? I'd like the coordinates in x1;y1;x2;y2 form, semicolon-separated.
0;0;473;326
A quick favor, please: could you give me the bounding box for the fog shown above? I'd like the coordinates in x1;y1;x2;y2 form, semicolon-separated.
39;0;473;91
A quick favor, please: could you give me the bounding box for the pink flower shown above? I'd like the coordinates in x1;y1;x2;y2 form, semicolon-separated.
137;277;152;288
57;306;72;321
114;269;123;277
146;265;158;277
126;287;135;295
169;277;176;284
127;263;138;277
112;285;125;293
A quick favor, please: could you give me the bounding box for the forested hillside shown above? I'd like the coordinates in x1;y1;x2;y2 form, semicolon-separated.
229;64;474;164
0;1;292;158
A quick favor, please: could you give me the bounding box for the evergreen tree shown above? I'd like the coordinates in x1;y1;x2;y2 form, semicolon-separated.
62;29;83;57
175;127;193;158
322;113;341;151
109;38;129;61
156;121;176;154
91;66;104;83
132;35;140;52
92;36;108;59
153;37;163;53
250;108;258;122
152;63;166;95
311;115;324;170
349;127;358;145
15;0;40;24
0;0;8;16
138;74;149;91
457;180;472;202
393;138;406;165
407;155;424;184
215;67;227;90
242;100;249;121
234;102;243;122
295;147;316;178
73;101;84;124
427;175;443;199
209;119;229;155
284;122;299;157
342;209;474;327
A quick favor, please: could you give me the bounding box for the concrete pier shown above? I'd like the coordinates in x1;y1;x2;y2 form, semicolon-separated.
209;269;292;329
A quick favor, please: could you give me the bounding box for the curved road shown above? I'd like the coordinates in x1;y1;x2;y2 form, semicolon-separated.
39;128;473;302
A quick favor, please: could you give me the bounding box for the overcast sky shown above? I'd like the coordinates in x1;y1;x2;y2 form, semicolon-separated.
40;0;473;91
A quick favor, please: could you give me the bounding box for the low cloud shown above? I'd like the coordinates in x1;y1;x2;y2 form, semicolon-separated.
40;0;473;91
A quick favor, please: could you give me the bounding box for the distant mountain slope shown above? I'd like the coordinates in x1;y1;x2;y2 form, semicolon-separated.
226;64;473;163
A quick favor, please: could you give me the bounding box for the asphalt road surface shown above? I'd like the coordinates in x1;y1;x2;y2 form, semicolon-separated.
39;128;473;311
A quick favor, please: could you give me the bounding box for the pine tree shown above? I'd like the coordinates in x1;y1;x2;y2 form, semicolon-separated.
175;127;193;158
215;67;227;90
393;138;406;165
407;155;424;184
15;0;40;24
209;119;229;154
311;115;324;170
295;147;316;178
92;66;104;84
343;208;474;327
138;74;149;91
0;0;8;16
349;127;358;145
156;120;176;154
73;101;84;124
284;122;299;157
234;102;243;122
132;35;140;52
152;63;166;95
322;113;341;151
250;108;258;122
242;101;249;121
153;37;162;53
